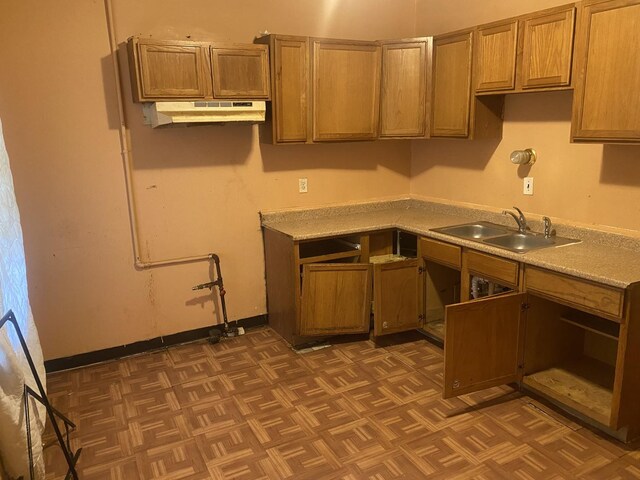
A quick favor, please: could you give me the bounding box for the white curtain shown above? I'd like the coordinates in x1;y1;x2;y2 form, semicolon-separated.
0;116;46;478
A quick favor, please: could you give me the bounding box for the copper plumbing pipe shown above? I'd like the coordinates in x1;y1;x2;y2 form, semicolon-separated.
104;0;211;269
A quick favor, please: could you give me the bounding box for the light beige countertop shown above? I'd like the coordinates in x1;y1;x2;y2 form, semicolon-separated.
261;199;640;289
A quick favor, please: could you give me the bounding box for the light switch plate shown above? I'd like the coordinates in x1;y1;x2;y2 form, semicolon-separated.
298;177;308;193
524;177;534;195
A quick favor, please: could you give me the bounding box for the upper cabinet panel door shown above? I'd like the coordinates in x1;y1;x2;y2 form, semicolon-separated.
273;36;309;143
373;259;420;336
300;263;372;336
475;21;518;92
312;39;381;141
129;38;211;102
520;8;576;89
572;0;640;142
210;44;270;99
443;292;526;399
379;39;429;138
431;32;473;137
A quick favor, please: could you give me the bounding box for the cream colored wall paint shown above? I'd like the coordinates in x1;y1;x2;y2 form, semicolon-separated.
0;0;414;359
415;0;573;35
412;0;640;232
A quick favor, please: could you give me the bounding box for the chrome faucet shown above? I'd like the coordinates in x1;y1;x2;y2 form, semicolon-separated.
542;216;555;238
502;206;528;233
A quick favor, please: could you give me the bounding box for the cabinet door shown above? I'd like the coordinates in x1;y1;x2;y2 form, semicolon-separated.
572;0;640;142
312;39;381;141
431;32;473;137
379;39;429;138
373;259;420;336
272;36;309;143
475;21;518;92
520;8;575;89
128;38;211;102
443;292;526;398
210;44;270;99
300;263;372;336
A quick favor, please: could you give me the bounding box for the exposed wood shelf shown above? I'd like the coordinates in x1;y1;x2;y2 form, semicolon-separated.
298;238;361;264
523;356;614;426
369;254;408;264
559;313;620;341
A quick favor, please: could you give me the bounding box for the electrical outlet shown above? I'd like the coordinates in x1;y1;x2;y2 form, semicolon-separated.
298;177;308;193
524;177;534;195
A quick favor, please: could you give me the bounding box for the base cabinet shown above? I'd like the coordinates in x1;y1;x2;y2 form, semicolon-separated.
263;229;421;346
442;264;640;441
300;263;372;336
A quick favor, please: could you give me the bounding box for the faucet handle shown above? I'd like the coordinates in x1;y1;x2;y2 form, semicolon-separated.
542;216;555;238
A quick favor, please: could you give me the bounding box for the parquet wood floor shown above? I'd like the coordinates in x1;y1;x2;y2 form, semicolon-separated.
44;327;640;479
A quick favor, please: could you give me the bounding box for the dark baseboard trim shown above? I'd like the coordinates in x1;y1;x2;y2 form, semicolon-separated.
45;314;268;373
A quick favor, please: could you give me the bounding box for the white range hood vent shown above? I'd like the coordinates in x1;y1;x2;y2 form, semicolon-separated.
142;100;266;128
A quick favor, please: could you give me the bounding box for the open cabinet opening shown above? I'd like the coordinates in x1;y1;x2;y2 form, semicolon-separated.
522;295;619;426
423;260;460;340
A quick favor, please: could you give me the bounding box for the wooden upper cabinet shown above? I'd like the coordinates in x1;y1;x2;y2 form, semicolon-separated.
311;39;382;141
127;37;271;103
431;31;473;137
256;34;309;144
475;21;518;92
127;38;212;102
210;43;270;99
520;7;576;89
572;0;640;142
379;38;430;138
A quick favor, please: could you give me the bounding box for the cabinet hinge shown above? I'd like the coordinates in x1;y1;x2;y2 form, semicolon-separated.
521;303;530;312
418;314;425;321
418;266;425;274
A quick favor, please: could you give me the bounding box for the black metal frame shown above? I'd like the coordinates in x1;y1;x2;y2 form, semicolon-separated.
1;310;81;479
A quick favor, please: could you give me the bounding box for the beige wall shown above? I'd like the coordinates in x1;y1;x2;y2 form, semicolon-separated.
3;0;640;360
0;0;414;359
412;0;640;233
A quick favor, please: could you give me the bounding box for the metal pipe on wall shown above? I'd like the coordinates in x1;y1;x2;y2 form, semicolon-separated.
104;0;211;269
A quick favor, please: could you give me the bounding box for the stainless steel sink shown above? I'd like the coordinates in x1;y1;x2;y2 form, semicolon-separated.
431;221;580;253
432;222;509;240
483;232;580;253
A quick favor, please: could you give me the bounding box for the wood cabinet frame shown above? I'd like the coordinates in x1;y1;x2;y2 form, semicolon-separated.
378;38;431;139
571;0;640;142
440;258;640;441
473;3;577;95
311;38;382;142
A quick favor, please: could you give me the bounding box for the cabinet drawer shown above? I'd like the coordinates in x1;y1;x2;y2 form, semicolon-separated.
466;250;519;287
420;238;461;269
525;267;624;321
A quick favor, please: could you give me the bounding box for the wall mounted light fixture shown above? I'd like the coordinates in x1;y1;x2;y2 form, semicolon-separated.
510;148;537;165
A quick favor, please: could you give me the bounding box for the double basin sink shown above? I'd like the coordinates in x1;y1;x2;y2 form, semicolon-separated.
431;221;580;254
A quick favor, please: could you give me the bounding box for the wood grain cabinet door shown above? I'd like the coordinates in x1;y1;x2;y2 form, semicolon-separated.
379;39;429;138
210;44;270;99
373;259;420;336
431;32;473;137
272;36;309;143
311;39;381;141
300;263;372;336
572;0;640;142
520;8;576;89
128;38;212;102
475;21;518;92
443;292;526;398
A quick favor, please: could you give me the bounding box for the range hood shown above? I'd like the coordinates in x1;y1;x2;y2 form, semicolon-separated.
142;100;266;128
